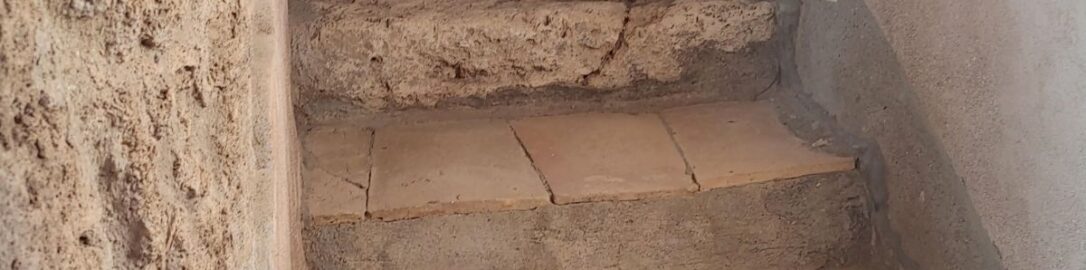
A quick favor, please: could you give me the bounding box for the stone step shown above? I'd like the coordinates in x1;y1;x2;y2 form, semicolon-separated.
301;125;372;224
292;0;778;120
510;112;698;205
301;102;855;222
368;120;551;221
306;172;872;269
661;102;857;190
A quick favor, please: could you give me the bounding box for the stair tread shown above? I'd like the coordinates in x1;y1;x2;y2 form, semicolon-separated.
304;102;855;222
302;125;371;223
662;102;856;190
368;120;550;221
511;112;697;205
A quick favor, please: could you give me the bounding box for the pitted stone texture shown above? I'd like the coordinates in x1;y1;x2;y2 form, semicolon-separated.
303;125;372;223
294;0;624;110
293;0;776;112
0;0;271;267
587;0;776;88
511;113;697;204
662;102;855;190
369;120;549;221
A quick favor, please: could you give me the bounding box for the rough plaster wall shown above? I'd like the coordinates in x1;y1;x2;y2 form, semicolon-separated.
796;0;1086;269
291;0;777;116
0;0;290;268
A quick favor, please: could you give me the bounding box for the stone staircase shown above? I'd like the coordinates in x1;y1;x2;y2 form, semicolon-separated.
304;102;853;222
292;0;878;269
300;102;869;269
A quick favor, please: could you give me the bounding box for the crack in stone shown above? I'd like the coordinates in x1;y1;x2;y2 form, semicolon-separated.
657;113;702;191
754;65;782;100
304;136;371;191
363;128;376;216
580;1;634;86
313;165;367;190
508;124;555;204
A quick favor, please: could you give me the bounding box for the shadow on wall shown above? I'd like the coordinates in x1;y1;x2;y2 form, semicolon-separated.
785;0;1004;269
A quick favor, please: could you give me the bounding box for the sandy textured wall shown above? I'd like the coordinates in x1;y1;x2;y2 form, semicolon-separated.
0;0;294;268
795;0;1086;269
292;0;777;117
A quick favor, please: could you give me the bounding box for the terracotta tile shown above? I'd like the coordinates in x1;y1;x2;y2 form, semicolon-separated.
369;120;550;221
661;102;855;190
303;125;372;222
511;113;696;204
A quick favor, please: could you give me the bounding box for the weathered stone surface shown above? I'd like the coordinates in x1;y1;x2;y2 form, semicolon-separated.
302;125;372;223
303;125;373;187
511;113;697;204
294;0;624;110
292;0;776;114
0;0;281;268
588;0;776;88
661;102;855;190
307;173;875;270
369;120;550;221
305;170;369;223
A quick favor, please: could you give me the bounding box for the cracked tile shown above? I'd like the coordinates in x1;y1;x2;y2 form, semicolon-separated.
369;120;549;221
303;125;372;223
511;113;696;204
661;102;855;190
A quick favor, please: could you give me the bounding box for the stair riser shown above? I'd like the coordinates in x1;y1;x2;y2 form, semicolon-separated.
292;0;778;118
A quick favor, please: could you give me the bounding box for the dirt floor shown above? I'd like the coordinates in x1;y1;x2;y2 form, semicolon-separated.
0;1;266;268
304;172;877;270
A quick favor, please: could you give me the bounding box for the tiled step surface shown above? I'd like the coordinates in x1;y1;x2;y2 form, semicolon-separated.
662;102;857;190
303;102;855;221
302;125;371;223
511;113;696;204
368;120;550;221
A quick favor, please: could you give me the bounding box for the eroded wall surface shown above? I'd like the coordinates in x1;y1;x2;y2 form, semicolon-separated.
292;0;777;117
0;0;294;268
795;0;1086;269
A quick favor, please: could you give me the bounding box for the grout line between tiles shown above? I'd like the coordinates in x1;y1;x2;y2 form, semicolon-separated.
363;128;376;219
656;112;702;191
507;121;557;205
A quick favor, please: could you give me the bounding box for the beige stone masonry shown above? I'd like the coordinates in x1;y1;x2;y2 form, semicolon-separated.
368;120;550;221
661;102;856;190
511;113;698;204
303;125;372;223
